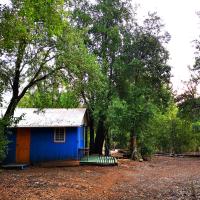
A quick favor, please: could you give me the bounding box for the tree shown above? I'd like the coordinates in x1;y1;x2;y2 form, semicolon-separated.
70;1;172;156
193;17;200;82
185;14;200;121
176;79;200;122
0;0;97;120
0;0;102;160
155;106;199;154
18;81;80;109
76;0;134;154
111;13;171;159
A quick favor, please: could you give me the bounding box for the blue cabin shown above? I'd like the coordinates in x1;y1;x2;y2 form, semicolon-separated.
2;108;88;164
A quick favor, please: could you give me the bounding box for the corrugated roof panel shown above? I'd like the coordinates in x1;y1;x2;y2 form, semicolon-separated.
0;108;87;127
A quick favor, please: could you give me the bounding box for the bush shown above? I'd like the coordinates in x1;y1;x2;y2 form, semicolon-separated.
0;119;9;162
140;144;155;158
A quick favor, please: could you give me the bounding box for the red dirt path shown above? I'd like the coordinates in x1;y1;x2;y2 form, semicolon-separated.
1;156;200;200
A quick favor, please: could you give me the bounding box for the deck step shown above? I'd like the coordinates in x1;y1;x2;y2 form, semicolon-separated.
80;155;118;166
1;163;29;170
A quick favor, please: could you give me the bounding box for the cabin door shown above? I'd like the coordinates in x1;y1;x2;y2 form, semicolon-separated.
16;128;30;163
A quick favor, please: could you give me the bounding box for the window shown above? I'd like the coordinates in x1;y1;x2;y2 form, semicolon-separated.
54;128;65;143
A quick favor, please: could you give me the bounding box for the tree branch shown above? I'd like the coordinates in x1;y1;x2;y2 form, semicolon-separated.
20;46;56;74
18;67;63;100
12;39;27;97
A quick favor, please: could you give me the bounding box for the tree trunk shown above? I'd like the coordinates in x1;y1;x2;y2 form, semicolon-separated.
3;97;20;121
94;118;106;155
130;129;138;160
104;131;110;156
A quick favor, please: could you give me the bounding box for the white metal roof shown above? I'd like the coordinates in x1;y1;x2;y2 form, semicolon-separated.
0;108;87;127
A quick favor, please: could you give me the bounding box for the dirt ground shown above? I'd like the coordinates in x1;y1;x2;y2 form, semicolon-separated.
1;156;200;200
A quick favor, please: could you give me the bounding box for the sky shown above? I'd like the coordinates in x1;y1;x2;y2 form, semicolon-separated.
0;0;200;93
134;0;200;93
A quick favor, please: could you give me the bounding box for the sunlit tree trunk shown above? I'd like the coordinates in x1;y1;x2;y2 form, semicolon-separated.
130;129;138;160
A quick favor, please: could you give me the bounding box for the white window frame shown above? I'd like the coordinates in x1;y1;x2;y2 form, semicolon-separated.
54;127;66;143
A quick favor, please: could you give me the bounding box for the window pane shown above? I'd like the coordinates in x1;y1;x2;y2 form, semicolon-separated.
54;128;65;142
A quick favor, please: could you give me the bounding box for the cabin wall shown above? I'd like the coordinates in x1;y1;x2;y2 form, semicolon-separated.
30;127;78;163
3;127;81;164
77;126;86;159
77;126;85;149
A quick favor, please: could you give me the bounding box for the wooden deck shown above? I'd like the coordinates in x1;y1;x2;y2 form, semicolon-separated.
80;155;118;166
1;156;118;169
38;160;80;167
1;163;29;170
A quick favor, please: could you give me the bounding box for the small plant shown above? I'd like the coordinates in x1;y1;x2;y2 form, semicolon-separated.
140;142;155;161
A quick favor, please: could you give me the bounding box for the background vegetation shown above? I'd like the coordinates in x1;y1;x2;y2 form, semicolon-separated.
0;0;200;161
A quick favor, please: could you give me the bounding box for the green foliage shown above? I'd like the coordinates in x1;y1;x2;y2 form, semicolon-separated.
0;0;99;116
107;98;128;131
147;104;200;154
107;93;200;155
107;98;129;148
176;79;200;122
19;89;80;109
18;71;80;109
68;0;173;155
2;0;197;159
140;142;156;158
0;0;103;158
0;115;26;162
0;119;9;161
178;97;200;122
